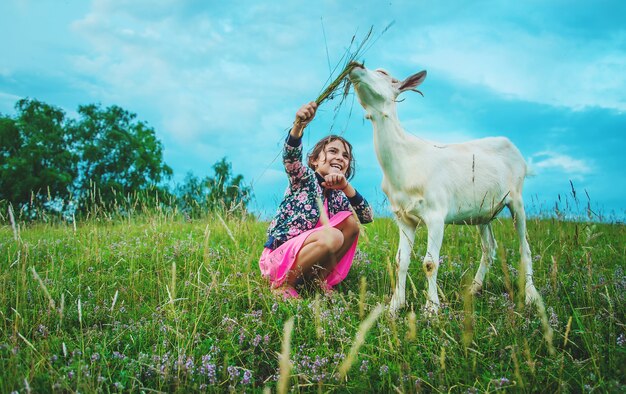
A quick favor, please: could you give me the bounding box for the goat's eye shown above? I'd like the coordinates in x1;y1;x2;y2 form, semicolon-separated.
377;70;389;76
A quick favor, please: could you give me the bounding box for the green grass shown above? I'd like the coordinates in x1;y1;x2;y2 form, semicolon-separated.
1;212;624;392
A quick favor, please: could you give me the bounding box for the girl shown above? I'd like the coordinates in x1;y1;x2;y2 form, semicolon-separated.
259;101;374;298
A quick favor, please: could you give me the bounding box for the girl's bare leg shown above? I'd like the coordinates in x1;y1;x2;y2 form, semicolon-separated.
323;214;360;276
284;227;344;287
283;215;360;289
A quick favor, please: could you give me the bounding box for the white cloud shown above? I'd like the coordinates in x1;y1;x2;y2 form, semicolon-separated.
529;151;593;180
68;2;327;144
402;23;626;112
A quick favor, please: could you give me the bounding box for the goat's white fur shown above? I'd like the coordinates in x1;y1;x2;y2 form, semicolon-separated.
349;64;540;314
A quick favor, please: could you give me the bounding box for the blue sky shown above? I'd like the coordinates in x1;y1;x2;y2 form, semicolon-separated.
1;0;625;221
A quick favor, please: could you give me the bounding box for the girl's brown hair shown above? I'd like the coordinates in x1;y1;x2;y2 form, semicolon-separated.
306;135;356;180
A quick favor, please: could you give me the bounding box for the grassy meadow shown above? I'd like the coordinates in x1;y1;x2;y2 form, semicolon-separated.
0;209;624;393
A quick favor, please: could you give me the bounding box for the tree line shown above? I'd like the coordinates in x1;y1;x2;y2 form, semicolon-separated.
0;98;250;220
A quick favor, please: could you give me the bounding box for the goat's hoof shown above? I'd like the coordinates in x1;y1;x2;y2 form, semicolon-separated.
525;285;540;305
422;301;439;317
469;282;483;296
388;296;405;317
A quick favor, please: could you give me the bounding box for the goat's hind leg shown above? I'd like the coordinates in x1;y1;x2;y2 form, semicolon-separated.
509;195;540;304
470;223;497;295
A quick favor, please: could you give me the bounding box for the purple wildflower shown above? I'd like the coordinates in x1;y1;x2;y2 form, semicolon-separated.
228;366;239;382
199;355;217;384
496;377;510;387
112;351;126;360
241;370;252;385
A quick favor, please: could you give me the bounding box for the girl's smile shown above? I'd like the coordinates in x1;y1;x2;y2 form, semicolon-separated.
312;140;351;177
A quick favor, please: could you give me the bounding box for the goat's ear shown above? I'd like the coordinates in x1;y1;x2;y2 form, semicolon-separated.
398;70;427;93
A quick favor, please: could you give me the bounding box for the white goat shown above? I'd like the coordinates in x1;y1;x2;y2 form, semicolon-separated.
348;63;540;314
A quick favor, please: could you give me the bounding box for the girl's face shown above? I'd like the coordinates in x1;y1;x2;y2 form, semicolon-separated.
311;139;351;177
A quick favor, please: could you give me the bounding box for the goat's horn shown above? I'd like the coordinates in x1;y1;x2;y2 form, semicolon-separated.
412;89;424;97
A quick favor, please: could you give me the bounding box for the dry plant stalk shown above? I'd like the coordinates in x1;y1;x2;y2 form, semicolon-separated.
203;224;211;263
439;346;446;371
535;295;556;355
170;262;177;304
216;213;236;243
77;298;83;325
497;248;515;303
31;267;55;310
278;316;295;394
559;316;573;381
386;256;396;292
517;247;527;309
58;293;65;331
314;294;323;339
8;204;19;241
314;197;336;266
551;255;558;291
563;316;572;347
406;310;417;341
315;197;330;226
111;290;119;313
359;276;367;320
462;275;475;351
511;346;524;388
338;304;383;379
523;339;536;374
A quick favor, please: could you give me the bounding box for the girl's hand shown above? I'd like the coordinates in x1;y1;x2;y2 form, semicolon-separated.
291;102;317;138
321;172;348;191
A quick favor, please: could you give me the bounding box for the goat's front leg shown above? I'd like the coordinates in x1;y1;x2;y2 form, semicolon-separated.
389;221;416;315
423;217;444;314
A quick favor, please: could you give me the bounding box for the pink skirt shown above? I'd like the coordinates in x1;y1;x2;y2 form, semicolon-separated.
259;211;357;289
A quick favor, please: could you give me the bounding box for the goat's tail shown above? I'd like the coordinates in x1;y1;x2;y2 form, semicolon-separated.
525;157;537;178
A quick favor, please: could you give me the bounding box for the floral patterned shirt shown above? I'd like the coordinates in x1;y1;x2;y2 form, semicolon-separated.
264;134;374;249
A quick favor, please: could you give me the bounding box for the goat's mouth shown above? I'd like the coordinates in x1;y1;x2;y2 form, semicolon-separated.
348;61;365;81
349;61;364;69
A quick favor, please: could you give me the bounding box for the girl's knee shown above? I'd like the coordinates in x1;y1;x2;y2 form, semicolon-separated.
342;215;360;239
316;227;344;253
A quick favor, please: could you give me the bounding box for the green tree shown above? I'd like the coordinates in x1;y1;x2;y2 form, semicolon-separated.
0;99;76;207
206;158;251;211
71;104;173;208
175;158;251;217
